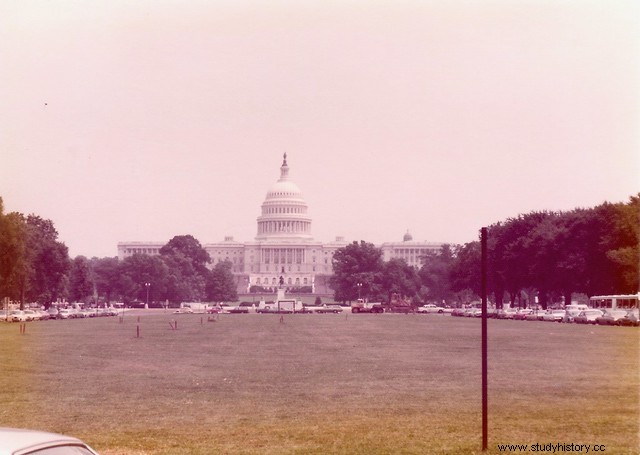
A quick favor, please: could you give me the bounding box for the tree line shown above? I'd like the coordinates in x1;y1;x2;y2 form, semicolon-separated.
2;194;637;309
0;197;237;308
330;195;639;308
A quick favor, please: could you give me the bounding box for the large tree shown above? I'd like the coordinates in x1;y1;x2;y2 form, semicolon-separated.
380;258;420;303
163;253;207;302
206;260;238;302
160;235;210;273
91;257;120;305
68;256;94;303
329;240;384;302
0;199;28;303
597;196;639;294
160;235;211;302
24;215;70;306
419;244;455;304
117;254;168;305
449;241;481;299
489;211;558;308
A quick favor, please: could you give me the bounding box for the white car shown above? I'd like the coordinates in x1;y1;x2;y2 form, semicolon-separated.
417;304;445;314
22;310;38;321
0;427;98;454
315;304;343;314
8;310;28;323
496;309;518;319
542;309;566;322
57;309;75;320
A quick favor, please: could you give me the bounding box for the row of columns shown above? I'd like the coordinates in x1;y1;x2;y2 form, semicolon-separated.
258;220;310;234
261;248;305;264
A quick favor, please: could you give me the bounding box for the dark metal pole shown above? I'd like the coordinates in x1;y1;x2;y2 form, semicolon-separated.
481;227;488;451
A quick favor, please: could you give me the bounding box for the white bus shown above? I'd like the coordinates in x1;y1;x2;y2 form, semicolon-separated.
589;294;640;310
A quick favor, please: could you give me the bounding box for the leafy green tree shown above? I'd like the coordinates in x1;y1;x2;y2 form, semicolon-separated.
206;260;238;302
160;235;210;273
160;235;211;303
419;244;455;304
598;195;639;294
117;254;168;304
548;209;592;305
24;215;70;306
380;258;420;304
69;256;94;303
329;241;384;302
163;253;207;302
0;200;28;303
91;257;120;305
449;241;481;298
489;211;557;308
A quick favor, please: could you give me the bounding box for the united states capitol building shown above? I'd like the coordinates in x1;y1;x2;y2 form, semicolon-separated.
118;155;444;294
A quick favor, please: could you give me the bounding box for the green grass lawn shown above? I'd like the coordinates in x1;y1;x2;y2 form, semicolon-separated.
1;312;638;454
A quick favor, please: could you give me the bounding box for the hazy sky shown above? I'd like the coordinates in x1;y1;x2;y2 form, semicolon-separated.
1;0;638;258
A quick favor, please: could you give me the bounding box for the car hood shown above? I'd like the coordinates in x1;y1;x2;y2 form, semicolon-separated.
0;428;91;454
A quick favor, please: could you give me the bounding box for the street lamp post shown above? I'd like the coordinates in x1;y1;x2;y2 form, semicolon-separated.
145;282;151;309
357;282;362;300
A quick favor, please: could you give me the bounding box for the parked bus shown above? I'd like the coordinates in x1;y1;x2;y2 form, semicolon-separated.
589;294;640;310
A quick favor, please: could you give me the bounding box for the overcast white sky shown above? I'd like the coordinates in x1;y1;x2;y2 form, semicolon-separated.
1;0;638;258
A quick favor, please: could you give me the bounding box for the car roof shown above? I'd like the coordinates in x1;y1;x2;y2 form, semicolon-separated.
0;427;93;455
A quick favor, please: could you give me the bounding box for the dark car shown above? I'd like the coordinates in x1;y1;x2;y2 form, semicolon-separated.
596;310;628;326
617;310;639;327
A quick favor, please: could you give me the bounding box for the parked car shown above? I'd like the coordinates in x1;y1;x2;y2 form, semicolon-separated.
524;311;540;321
227;306;249;314
417;304;445;314
573;309;604;324
617;310;639;327
513;309;533;320
596;310;628;326
35;309;50;321
542;309;566;322
174;308;194;314
315;304;343;314
22;310;38;321
8;310;28;323
463;308;482;317
57;309;75;320
0;427;98;454
563;304;589;323
496;309;518;319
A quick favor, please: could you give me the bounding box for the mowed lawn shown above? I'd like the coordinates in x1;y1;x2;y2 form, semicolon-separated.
1;312;638;454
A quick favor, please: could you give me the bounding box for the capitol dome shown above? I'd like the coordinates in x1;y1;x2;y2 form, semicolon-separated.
256;154;313;241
